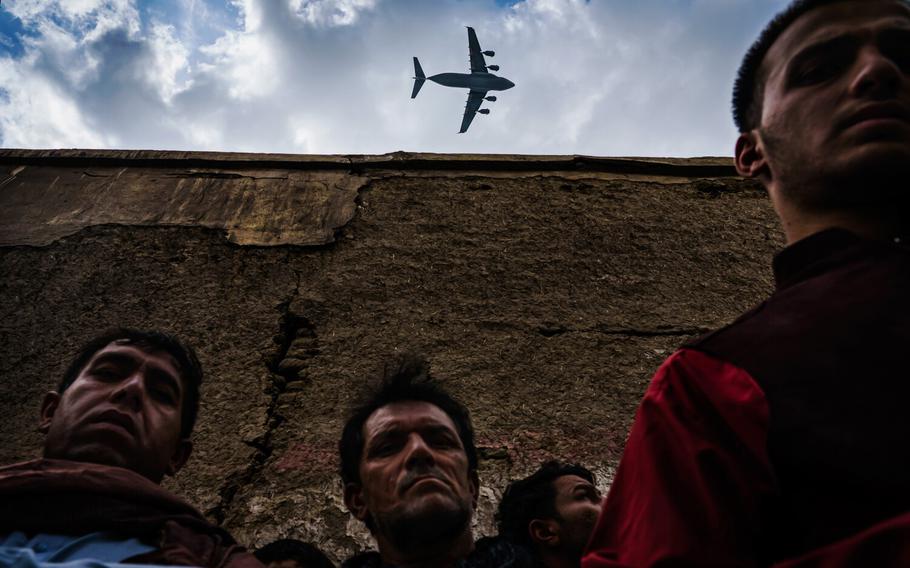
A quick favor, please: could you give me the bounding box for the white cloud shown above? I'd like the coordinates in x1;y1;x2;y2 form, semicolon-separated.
198;29;279;100
0;59;112;148
0;0;792;155
145;22;192;103
289;0;379;27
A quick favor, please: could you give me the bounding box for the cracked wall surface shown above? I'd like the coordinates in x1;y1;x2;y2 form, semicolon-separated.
0;149;783;563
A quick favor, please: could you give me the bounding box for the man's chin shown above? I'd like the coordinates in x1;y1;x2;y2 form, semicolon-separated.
840;142;910;178
808;144;910;208
377;497;472;550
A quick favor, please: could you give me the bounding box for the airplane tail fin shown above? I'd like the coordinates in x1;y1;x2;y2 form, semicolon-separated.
411;57;426;99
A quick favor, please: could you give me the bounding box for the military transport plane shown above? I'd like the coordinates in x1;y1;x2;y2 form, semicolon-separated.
411;26;515;133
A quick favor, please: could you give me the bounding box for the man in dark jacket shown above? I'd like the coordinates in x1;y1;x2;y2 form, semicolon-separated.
0;328;262;568
583;1;910;567
338;353;532;568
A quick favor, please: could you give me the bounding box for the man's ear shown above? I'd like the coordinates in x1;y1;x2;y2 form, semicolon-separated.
39;391;60;433
470;469;480;508
735;131;768;178
344;482;369;522
529;518;561;548
166;439;193;477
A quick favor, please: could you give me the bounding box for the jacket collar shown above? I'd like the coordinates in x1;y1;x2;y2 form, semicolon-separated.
770;227;908;291
772;228;862;291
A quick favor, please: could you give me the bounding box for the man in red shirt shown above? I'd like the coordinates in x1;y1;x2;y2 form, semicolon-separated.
582;1;910;566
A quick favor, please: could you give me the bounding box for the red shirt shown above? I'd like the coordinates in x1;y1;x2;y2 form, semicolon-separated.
583;230;910;567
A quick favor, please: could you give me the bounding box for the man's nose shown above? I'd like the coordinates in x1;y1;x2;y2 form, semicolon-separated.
110;371;145;409
404;434;436;468
849;45;903;99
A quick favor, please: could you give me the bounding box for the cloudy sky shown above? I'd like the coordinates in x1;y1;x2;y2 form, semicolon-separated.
0;0;790;156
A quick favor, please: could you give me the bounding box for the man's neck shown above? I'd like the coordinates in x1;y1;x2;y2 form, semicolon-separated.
779;206;906;245
376;529;474;568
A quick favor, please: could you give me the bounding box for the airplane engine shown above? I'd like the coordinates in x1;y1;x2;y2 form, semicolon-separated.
483;50;495;56
485;96;497;102
487;65;500;71
478;109;490;115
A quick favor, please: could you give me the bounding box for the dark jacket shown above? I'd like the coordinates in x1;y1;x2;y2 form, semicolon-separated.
341;536;536;568
583;229;910;567
0;458;263;568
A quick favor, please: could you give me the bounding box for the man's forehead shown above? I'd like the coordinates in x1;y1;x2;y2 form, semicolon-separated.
764;1;910;77
363;400;458;437
87;341;182;380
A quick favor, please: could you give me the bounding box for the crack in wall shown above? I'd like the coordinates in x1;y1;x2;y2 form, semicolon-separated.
208;266;321;525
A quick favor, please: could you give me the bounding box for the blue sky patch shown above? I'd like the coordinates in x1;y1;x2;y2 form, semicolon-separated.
0;7;28;58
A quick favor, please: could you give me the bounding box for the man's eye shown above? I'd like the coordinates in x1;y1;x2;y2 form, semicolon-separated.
577;488;601;502
794;61;839;84
430;435;459;449
371;443;398;457
93;368;119;380
880;30;910;73
883;44;910;73
153;390;177;404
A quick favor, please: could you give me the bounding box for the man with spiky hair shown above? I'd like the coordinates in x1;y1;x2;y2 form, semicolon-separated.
583;1;910;566
0;329;262;568
497;461;601;568
339;353;533;568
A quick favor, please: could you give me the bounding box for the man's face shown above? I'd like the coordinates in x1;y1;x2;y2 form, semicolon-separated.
345;400;478;544
551;474;602;557
744;0;910;207
40;340;192;483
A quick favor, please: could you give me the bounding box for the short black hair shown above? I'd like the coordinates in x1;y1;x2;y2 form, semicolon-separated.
496;461;596;548
58;328;203;439
338;353;478;487
732;0;910;131
254;539;335;568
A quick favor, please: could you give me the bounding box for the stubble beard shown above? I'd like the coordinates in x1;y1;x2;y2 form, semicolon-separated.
374;496;472;556
760;126;910;217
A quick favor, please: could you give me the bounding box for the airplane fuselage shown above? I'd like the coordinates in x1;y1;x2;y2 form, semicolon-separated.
410;26;514;132
428;72;515;92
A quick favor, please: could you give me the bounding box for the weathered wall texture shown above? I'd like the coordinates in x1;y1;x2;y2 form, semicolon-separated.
0;149;783;562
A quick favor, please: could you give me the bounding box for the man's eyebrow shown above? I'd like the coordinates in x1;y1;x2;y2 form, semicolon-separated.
366;425;402;444
367;422;457;444
88;352;134;368
422;424;456;434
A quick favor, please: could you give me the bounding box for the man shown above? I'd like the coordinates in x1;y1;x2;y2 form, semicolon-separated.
497;461;602;568
0;328;262;568
583;1;910;566
254;539;335;568
338;353;533;568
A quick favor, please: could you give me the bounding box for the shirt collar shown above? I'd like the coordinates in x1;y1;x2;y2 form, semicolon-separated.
772;228;864;291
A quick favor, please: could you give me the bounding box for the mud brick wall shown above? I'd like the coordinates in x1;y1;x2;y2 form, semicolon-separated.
0;149;783;562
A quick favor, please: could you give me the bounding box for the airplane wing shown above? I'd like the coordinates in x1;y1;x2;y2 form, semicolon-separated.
459;90;486;133
467;27;487;73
